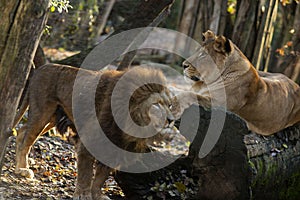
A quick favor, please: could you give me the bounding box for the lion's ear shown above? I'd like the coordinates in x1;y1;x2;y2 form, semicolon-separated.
202;30;216;43
213;36;233;55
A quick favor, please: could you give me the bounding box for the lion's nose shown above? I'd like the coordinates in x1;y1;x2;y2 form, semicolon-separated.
167;118;173;124
182;62;190;69
166;118;175;128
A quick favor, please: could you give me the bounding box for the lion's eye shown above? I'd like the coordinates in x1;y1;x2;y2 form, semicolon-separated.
152;103;160;109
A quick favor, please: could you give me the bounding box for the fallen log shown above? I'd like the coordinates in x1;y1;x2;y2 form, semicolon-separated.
246;126;300;199
115;105;300;200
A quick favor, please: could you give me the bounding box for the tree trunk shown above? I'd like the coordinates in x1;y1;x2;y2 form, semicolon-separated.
169;0;200;63
193;0;213;42
209;0;222;33
0;0;49;176
115;106;300;199
95;0;116;41
217;0;228;36
117;0;174;70
263;0;278;72
176;0;198;37
231;0;258;58
252;0;277;70
282;3;300;83
270;3;297;73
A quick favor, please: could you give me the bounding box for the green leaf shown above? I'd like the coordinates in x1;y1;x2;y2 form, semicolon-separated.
174;182;186;193
50;6;56;12
228;5;235;14
12;128;17;136
248;160;255;169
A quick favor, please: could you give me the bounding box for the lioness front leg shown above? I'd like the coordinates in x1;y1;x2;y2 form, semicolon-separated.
171;91;211;119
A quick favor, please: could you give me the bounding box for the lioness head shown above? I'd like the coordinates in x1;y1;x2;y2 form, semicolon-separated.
183;30;236;84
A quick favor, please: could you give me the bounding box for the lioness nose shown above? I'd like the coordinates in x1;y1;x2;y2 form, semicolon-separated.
182;61;190;69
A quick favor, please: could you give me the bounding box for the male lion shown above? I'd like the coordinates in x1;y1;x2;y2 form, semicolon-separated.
14;63;176;199
174;30;300;135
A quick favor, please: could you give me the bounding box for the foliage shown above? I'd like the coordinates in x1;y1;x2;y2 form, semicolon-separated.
280;0;300;6
43;24;52;36
147;170;197;199
43;0;73;39
50;0;73;13
227;0;237;15
160;0;182;30
276;41;293;56
42;0;107;51
279;172;300;200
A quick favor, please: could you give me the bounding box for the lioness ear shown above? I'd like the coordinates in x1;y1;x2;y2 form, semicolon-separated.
202;30;216;43
213;36;233;55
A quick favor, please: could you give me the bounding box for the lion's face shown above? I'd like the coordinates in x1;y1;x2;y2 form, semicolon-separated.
131;88;174;133
182;31;234;85
147;90;174;131
111;68;179;150
123;85;178;151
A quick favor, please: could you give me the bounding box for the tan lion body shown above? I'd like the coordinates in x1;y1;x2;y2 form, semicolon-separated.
14;63;174;199
179;30;300;135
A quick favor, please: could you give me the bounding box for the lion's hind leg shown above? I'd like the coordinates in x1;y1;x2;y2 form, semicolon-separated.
15;102;57;179
73;140;95;200
91;163;111;200
73;140;111;200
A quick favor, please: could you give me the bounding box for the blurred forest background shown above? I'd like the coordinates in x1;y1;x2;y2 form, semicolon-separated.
0;1;300;198
1;0;300;142
41;0;300;81
2;0;300;147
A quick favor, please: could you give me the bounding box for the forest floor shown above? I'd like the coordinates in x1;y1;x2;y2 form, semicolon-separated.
0;132;193;200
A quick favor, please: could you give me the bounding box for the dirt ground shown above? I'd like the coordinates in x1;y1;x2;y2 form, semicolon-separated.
0;131;194;200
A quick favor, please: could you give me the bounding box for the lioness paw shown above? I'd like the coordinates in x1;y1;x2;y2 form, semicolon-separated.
170;92;199;119
199;96;212;110
170;96;184;119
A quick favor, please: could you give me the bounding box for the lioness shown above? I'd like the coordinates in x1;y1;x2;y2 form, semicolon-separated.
14;63;176;199
175;30;300;135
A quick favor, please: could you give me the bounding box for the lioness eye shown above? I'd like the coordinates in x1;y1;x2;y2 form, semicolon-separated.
198;51;206;58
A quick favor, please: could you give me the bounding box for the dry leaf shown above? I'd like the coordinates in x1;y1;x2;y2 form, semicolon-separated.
276;48;285;56
286;41;293;47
